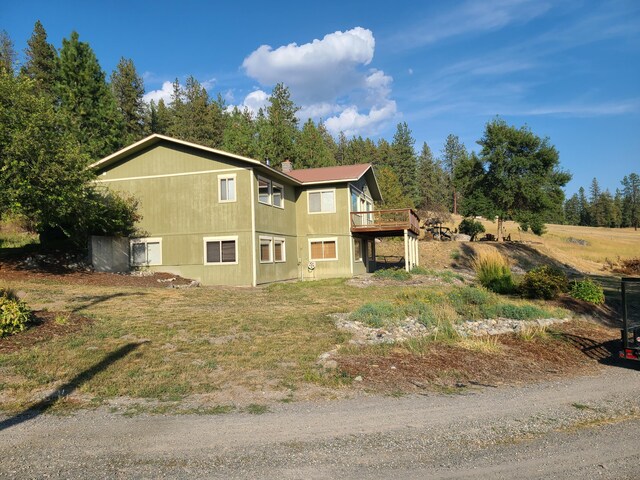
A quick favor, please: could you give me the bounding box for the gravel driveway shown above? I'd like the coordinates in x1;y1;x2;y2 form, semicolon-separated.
2;365;639;479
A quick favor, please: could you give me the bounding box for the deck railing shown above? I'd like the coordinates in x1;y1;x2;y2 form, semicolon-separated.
350;208;420;235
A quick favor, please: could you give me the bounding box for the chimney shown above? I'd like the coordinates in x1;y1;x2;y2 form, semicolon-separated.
281;159;293;173
265;158;271;167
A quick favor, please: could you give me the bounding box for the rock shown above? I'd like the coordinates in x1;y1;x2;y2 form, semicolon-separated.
322;360;338;370
354;376;363;382
454;234;471;242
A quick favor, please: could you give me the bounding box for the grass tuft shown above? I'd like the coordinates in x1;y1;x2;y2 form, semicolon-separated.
471;250;515;294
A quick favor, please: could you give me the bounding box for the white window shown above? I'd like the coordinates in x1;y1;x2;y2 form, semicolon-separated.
259;236;273;263
204;236;238;265
130;238;162;266
219;174;236;202
308;189;335;214
309;238;338;261
258;177;271;205
354;238;362;261
274;237;286;262
272;182;284;208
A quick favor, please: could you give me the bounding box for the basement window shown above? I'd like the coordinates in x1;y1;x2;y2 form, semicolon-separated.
130;238;162;266
260;236;273;263
310;238;337;261
204;236;238;265
274;238;286;262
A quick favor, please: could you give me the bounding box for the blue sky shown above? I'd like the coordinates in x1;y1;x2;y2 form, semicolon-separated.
3;0;639;195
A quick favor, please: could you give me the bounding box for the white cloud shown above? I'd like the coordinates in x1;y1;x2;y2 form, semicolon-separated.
143;81;174;104
242;89;269;115
241;27;398;136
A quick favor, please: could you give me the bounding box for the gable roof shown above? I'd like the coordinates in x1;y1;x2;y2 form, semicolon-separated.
89;134;301;185
90;134;381;200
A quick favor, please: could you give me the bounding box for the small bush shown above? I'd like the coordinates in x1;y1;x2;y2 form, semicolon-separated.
569;279;605;305
411;266;463;283
450;250;461;260
373;268;412;281
519;265;568;300
350;301;403;327
458;218;485;241
0;288;32;337
448;286;493;319
471;250;515;294
481;303;552;320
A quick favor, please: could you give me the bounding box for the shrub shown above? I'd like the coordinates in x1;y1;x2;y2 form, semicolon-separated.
410;266;463;283
458;218;485;241
448;286;493;319
481;303;552;320
519;265;568;300
569;279;605;305
471;250;515;294
373;268;412;281
0;288;32;337
350;302;403;328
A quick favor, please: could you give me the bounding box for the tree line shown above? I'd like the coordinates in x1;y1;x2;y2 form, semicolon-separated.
3;21;621;245
564;175;640;230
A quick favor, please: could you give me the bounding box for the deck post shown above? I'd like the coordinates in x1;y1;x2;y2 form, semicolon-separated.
415;235;420;266
404;229;410;272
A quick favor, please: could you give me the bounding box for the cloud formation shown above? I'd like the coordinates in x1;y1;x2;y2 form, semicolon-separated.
241;27;397;136
143;80;174;104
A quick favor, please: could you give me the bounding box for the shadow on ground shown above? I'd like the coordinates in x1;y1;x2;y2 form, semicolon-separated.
0;342;142;432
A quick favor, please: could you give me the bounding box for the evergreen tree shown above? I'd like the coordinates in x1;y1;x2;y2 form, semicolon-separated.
56;31;123;160
335;131;348;165
416;142;447;212
614;189;625;227
0;30;16;74
295;118;335;168
577;187;590;226
222;107;257;158
167;76;217;146
318;121;338;162
589;178;605;226
473;118;570;237
376;166;413;209
621;173;640;230
110;57;145;144
20;20;58;95
564;194;581;225
264;83;299;168
375;138;393;169
390;122;419;206
208;93;227;148
441;134;468;214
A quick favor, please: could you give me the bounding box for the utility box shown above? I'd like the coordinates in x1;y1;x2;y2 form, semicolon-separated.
89;236;130;273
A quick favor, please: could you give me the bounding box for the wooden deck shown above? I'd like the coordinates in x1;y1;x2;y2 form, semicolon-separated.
350;208;420;236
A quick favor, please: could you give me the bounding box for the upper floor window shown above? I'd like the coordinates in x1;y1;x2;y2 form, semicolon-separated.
308;189;335;214
219;174;236;203
258;177;270;204
272;182;284;208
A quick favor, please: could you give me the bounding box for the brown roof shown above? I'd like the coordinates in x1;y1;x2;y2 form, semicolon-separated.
287;164;372;184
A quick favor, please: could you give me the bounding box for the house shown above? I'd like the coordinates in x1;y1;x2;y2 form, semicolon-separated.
90;134;420;286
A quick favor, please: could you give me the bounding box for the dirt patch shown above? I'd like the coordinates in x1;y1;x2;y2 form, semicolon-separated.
336;321;619;393
0;259;195;288
0;311;93;353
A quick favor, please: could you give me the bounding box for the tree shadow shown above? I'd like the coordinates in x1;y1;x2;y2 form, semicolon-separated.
71;292;147;313
0;342;142;431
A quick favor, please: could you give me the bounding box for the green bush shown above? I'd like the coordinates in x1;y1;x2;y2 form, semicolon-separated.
569;279;605;305
448;286;493;319
471;250;515;294
373;268;412;281
458;218;485;241
350;302;403;328
410;266;463;283
481;303;553;320
0;289;32;337
519;265;568;300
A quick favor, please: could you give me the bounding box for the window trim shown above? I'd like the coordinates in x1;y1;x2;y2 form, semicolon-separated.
130;237;163;266
203;236;238;265
309;237;338;262
258;176;272;205
274;237;286;263
259;236;273;264
307;188;336;214
272;182;284;209
218;173;237;203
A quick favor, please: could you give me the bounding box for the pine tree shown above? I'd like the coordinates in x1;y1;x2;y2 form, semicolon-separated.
376;166;413;209
20;21;58;94
416;142;447;212
167;76;217;146
56;31;123;160
589;178;605;226
222;107;258;158
564;194;580;225
335;131;348;165
264;83;299;168
295;118;335;168
577;187;590;226
621;173;640;230
376;138;393;169
0;30;16;75
208;93;227;148
110;57;145;144
441;134;468;215
390;122;418;206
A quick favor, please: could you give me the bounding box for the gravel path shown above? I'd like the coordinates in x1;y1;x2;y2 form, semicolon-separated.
2;365;639;479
